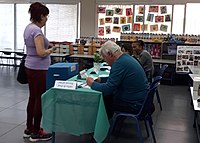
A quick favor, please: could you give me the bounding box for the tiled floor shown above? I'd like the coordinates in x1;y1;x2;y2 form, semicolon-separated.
0;67;198;143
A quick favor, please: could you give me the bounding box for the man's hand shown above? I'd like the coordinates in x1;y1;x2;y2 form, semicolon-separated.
86;77;94;87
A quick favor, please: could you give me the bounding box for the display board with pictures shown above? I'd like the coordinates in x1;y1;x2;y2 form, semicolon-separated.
176;45;200;73
98;5;133;39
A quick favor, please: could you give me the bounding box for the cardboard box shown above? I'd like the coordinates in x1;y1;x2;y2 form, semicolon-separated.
46;62;79;90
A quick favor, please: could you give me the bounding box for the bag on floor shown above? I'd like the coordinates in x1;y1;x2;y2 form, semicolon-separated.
17;55;28;84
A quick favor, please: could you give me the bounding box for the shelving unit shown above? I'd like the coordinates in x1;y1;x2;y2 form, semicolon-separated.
68;44;101;71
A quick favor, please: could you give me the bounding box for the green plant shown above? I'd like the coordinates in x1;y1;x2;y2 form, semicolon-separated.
93;52;103;63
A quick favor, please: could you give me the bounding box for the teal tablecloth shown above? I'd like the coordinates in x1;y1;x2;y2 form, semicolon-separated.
42;87;110;143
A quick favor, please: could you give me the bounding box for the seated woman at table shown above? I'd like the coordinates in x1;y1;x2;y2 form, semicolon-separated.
132;40;154;82
86;41;149;119
121;42;143;67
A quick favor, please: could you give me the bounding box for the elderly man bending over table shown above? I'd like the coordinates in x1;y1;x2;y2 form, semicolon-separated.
86;40;149;119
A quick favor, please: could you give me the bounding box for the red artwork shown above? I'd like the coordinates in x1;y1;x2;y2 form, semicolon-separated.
98;27;104;36
149;6;159;13
133;23;141;31
126;8;132;16
97;7;106;13
155;16;164;23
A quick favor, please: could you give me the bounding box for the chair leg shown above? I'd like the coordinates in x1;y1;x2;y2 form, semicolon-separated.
135;119;144;143
147;116;156;143
106;115;118;142
156;89;162;110
144;119;150;137
52;132;55;143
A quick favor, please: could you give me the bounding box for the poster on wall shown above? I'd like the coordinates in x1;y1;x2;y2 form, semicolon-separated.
99;18;105;25
155;16;164;23
106;10;114;16
150;24;158;32
146;13;154;22
115;8;123;15
136;15;144;22
98;27;104;36
160;24;168;32
97;7;106;13
176;45;200;73
126;8;132;16
105;17;112;23
141;24;148;31
113;17;119;24
105;26;111;34
122;24;130;32
149;6;159;13
138;6;144;14
120;17;126;24
127;16;132;23
112;26;121;33
160;6;167;14
165;14;171;22
133;23;141;31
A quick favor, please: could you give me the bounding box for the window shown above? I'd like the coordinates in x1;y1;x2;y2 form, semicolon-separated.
0;4;14;50
185;3;200;35
172;5;185;34
16;4;30;50
0;3;79;51
46;4;78;42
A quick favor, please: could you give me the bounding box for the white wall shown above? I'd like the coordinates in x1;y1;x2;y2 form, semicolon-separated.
80;0;96;37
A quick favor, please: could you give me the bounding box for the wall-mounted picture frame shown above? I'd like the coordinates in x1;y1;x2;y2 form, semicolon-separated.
133;23;141;31
105;26;111;34
113;17;119;24
115;8;123;15
160;6;167;14
105;17;112;23
155;16;164;22
97;7;106;13
127;16;132;23
126;8;132;16
122;24;131;32
98;27;104;36
150;24;158;32
139;6;144;14
99;18;105;25
149;6;159;13
120;17;126;24
106;10;114;16
146;13;154;22
165;14;171;22
136;15;144;22
160;24;168;32
112;26;121;33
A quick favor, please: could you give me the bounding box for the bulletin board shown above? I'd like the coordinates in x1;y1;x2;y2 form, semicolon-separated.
176;45;200;73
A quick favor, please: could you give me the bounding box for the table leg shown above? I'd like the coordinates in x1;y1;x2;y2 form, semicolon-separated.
194;111;200;143
52;132;55;143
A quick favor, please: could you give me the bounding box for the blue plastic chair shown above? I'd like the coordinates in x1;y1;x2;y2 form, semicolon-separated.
157;64;168;77
151;76;162;110
107;85;158;143
153;64;168;110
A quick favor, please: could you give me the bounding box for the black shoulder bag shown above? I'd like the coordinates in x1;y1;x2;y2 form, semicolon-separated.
17;46;28;84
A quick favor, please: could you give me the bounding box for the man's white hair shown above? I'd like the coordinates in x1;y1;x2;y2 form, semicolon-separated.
100;40;121;56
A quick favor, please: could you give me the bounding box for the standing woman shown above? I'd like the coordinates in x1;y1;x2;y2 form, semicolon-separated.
23;2;57;142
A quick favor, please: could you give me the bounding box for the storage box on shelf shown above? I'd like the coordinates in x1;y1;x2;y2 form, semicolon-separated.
69;43;101;71
49;41;72;63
